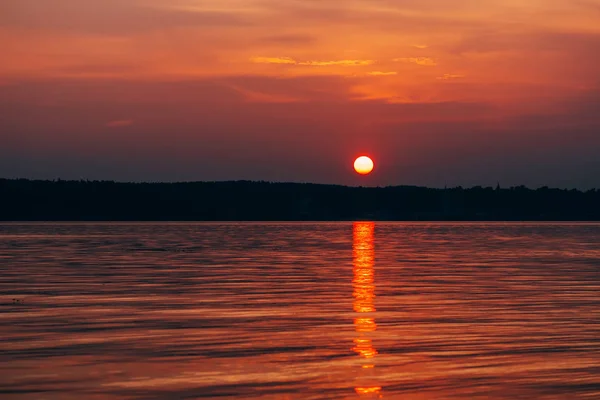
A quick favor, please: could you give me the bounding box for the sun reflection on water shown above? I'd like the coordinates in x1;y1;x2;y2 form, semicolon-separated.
352;222;382;398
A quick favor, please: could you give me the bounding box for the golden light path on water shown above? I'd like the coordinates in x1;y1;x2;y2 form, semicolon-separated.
353;222;382;398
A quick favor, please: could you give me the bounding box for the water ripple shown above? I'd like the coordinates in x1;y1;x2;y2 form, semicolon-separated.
1;222;599;399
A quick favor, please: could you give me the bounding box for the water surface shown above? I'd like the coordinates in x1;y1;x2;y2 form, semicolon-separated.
1;222;599;399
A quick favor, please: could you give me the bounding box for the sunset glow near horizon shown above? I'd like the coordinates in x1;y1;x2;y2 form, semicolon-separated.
1;0;599;188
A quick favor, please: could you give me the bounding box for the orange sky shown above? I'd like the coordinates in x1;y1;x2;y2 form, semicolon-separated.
1;0;600;187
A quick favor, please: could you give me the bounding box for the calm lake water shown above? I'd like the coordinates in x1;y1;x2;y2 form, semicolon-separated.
1;222;599;399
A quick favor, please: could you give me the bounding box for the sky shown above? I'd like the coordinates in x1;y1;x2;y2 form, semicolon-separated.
1;0;599;188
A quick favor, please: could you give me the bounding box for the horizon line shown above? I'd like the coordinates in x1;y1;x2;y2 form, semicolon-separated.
1;177;597;192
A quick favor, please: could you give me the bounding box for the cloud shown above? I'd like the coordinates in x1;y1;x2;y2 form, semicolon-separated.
223;75;354;103
367;71;397;76
0;0;251;35
106;119;134;128
250;57;374;67
412;44;428;49
298;60;374;66
250;57;297;65
45;63;141;79
227;84;299;103
263;0;488;34
394;57;437;66
450;29;600;55
437;74;465;80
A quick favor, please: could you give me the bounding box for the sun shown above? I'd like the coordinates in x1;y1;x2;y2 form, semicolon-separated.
354;156;374;175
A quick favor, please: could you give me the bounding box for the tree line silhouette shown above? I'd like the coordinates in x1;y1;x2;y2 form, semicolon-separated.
1;178;599;221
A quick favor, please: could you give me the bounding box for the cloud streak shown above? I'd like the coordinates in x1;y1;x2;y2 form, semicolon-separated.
394;57;437;66
250;57;297;65
250;57;374;67
0;0;251;35
298;59;374;66
437;74;465;80
367;71;397;76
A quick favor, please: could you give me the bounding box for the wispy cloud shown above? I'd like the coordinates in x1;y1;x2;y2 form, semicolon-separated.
298;59;374;66
2;0;251;35
250;57;374;67
394;57;437;66
250;57;297;64
228;84;299;103
437;74;465;80
367;71;397;76
412;44;429;49
106;119;134;128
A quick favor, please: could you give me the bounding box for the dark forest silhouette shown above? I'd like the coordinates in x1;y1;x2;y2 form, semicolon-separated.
1;178;599;221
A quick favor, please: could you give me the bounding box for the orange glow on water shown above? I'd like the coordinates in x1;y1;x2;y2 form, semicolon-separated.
353;222;375;314
353;337;378;359
2;223;597;399
355;387;382;395
352;222;381;396
354;317;377;333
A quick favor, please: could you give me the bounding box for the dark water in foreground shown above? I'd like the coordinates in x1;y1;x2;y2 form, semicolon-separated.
1;222;599;400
